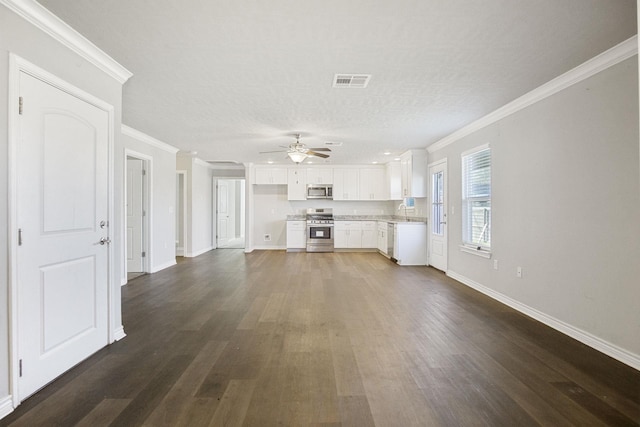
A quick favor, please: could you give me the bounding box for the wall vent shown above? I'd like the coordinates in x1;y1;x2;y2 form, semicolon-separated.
333;74;371;88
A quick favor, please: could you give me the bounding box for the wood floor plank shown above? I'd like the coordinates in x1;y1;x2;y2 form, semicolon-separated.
2;250;638;427
75;398;131;427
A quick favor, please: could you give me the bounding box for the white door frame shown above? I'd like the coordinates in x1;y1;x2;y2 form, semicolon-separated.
428;158;448;271
123;150;152;283
7;54;118;408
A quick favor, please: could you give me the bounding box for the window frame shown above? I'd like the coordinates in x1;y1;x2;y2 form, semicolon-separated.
460;144;492;257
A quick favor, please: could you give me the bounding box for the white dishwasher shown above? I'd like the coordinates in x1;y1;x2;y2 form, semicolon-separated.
392;222;427;266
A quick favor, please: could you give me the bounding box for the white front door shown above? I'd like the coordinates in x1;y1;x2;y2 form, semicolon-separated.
429;160;448;271
17;71;110;400
217;180;230;247
126;157;144;272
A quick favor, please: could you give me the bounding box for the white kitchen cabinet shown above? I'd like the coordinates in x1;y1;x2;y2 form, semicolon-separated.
255;167;287;185
286;220;306;250
287;168;307;200
359;168;387;200
387;161;402;200
306;168;333;184
377;221;388;254
335;221;376;249
393;222;427;265
334;221;361;248
333;169;359;200
399;150;428;198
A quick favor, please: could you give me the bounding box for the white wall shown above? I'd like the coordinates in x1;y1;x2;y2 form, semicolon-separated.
0;3;125;410
177;157;215;257
429;57;640;366
122;126;178;275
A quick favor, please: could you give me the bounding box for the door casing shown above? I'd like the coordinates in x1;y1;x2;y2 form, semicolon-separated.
7;54;119;408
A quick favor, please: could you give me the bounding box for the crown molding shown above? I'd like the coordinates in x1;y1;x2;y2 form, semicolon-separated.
121;124;179;154
1;0;132;84
428;35;638;153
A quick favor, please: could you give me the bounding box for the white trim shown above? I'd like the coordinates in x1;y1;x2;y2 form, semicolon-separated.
0;0;132;84
123;150;153;282
194;158;214;169
185;246;215;258
122;125;180;154
251;246;287;251
461;143;490;158
427;158;447;168
8;54;119;405
113;326;127;341
459;245;492;258
151;259;177;273
428;35;638;153
447;271;640;371
0;396;14;419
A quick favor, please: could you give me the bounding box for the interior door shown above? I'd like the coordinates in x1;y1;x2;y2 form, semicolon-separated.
429;160;448;271
217;180;230;247
17;71;110;400
126;157;144;272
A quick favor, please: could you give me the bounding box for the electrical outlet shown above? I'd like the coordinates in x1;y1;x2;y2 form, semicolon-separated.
493;259;498;270
517;266;522;278
264;234;271;241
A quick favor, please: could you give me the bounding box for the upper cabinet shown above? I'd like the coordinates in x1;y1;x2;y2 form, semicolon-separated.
387;161;402;200
359;167;387;200
399;150;427;198
306;168;333;184
254;167;287;185
287;168;307;200
333;168;359;200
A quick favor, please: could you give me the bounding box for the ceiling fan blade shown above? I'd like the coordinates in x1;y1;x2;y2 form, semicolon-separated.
307;151;330;158
259;150;287;154
308;147;331;152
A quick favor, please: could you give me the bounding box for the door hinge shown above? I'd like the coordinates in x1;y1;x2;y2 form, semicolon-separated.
141;251;146;258
18;228;23;246
142;169;146;176
142;210;146;217
19;359;23;377
19;96;23;115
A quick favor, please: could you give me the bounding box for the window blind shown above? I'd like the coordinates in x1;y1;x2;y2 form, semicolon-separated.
462;146;491;250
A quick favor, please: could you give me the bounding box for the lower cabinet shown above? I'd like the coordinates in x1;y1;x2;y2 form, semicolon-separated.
286;220;306;250
335;221;377;249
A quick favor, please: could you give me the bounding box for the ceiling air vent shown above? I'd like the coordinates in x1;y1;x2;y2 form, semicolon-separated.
333;74;371;88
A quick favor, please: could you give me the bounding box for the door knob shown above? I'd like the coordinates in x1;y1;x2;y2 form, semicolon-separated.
99;237;111;245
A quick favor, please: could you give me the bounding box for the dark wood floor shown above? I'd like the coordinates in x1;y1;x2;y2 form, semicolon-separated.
2;250;639;426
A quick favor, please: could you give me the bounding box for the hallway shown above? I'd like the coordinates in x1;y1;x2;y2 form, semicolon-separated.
2;250;638;426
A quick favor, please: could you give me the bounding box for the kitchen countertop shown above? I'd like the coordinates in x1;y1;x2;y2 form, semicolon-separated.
287;214;426;223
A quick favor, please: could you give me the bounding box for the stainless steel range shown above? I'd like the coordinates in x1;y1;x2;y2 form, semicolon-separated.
306;208;334;252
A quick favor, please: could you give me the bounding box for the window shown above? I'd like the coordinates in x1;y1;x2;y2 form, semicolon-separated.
462;145;491;251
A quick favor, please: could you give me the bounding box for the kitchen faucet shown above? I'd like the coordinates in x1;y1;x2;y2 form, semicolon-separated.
398;203;408;221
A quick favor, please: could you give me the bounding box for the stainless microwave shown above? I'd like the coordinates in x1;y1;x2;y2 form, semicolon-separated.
307;185;333;199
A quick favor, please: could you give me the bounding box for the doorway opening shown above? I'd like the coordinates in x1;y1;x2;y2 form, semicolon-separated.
125;153;150;281
216;179;246;249
176;171;187;256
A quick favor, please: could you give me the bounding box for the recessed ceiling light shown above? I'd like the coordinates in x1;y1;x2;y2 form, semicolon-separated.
383;151;391;155
267;160;274;164
394;157;401;161
372;161;378;164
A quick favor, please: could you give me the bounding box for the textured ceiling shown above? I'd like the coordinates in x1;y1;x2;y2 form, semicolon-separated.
38;0;637;165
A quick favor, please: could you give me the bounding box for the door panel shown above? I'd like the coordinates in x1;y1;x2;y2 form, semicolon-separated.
126;158;144;272
17;71;109;400
217;180;230;247
429;161;447;271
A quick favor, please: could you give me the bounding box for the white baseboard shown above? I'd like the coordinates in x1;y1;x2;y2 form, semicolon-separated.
447;270;640;371
251;245;286;251
0;396;13;420
150;259;177;273
113;325;126;342
185;246;214;258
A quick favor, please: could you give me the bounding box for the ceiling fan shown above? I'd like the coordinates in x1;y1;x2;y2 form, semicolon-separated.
260;134;331;163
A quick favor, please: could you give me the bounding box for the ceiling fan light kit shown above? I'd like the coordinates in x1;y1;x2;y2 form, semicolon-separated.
287;151;308;163
260;133;332;164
